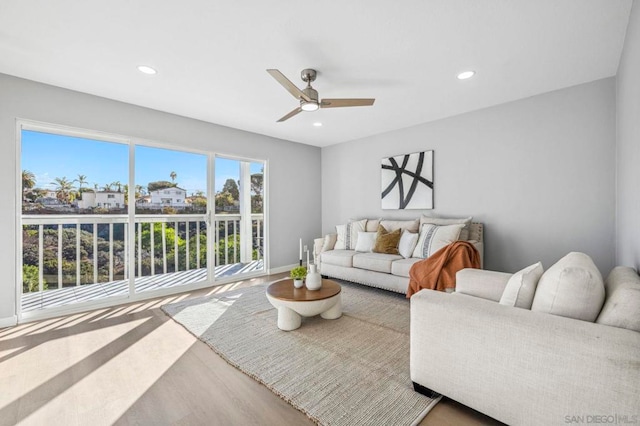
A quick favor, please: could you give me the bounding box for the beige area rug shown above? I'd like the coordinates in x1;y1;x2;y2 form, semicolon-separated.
161;281;440;426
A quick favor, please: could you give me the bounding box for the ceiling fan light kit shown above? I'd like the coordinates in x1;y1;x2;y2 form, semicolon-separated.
267;68;375;122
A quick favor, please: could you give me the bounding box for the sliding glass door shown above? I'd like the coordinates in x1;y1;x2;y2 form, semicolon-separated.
19;122;268;319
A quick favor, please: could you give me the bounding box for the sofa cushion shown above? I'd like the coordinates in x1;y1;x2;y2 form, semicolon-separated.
373;225;401;254
354;231;377;252
321;250;358;268
531;252;605;322
596;266;640;332
391;257;422;278
335;219;367;250
420;215;473;241
398;230;419;258
353;252;403;274
379;219;420;233
412;223;464;259
499;262;544;309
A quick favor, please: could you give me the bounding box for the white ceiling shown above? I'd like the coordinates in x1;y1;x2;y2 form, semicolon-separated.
0;1;632;147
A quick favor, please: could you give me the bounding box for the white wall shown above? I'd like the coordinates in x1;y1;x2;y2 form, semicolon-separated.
616;1;640;269
0;73;321;323
322;78;616;274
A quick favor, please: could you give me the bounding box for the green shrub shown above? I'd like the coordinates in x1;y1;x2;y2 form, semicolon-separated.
23;264;47;293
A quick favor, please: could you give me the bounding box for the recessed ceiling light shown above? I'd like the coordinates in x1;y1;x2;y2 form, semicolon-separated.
137;65;157;75
313;122;323;127
457;71;475;80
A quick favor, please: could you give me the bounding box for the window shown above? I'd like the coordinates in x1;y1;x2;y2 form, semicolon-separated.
19;122;267;320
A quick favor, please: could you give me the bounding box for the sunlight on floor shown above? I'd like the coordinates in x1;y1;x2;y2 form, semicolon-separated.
4;316;195;425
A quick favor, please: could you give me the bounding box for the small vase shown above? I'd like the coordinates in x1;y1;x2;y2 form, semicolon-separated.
305;264;322;291
293;278;304;288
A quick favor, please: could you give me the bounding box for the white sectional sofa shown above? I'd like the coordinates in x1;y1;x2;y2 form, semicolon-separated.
410;253;640;425
315;216;484;294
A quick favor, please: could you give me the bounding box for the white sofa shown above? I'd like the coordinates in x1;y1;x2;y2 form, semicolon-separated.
315;218;484;294
410;253;640;425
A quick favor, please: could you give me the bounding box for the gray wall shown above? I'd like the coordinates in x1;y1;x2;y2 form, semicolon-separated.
0;73;321;323
616;1;640;269
322;78;616;274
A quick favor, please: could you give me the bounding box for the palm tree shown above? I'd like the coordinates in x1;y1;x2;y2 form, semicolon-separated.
170;171;177;182
22;170;36;195
75;174;87;190
74;174;88;200
135;185;145;197
102;183;113;191
110;181;122;192
52;177;75;204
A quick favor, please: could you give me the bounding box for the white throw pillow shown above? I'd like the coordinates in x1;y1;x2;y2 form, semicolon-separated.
334;219;367;250
499;262;544;309
398;231;419;259
531;252;605;322
321;234;337;252
354;232;377;252
420;215;473;241
412;223;464;259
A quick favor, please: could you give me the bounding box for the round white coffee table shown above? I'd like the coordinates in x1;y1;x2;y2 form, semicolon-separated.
266;279;342;331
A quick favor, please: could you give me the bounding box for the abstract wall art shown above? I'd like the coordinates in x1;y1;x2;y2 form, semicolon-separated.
381;150;433;209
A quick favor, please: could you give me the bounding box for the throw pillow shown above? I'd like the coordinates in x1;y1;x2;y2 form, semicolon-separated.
349;218;381;232
499;262;544;309
334;219;367;250
398;230;419;259
531;252;605;322
420;215;473;241
354;231;377;252
372;225;401;254
379;219;420;233
412;223;464;259
321;234;337;252
596;266;640;332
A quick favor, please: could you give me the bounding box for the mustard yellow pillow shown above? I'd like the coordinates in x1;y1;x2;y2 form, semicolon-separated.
372;225;401;254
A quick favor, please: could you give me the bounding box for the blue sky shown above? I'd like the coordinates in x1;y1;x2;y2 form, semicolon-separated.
21;130;262;194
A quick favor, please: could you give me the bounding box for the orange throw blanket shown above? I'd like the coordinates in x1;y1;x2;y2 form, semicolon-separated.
406;240;481;298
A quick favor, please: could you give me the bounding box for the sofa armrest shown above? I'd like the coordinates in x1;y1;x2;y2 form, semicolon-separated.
410;291;640;426
313;238;324;264
455;268;511;302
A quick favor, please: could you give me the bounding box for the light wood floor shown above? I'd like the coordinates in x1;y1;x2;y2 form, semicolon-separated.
0;273;502;426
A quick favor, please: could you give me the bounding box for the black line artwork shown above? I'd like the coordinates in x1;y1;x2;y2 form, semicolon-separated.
381;151;433;209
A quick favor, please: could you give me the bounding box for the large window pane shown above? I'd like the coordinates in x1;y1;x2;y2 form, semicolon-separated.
214;157;265;277
134;145;208;293
21;129;129;311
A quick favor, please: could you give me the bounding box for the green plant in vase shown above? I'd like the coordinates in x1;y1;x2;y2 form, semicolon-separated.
290;266;307;288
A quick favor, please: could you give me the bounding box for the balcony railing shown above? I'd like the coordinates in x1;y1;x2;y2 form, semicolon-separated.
22;213;264;294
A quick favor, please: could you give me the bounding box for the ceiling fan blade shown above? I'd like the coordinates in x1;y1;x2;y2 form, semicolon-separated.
277;107;303;122
320;98;375;108
267;69;312;102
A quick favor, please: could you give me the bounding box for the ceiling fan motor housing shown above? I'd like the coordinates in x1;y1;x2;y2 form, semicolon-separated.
301;86;319;110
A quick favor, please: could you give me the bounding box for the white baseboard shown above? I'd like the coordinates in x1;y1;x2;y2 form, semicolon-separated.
0;315;18;328
268;263;300;275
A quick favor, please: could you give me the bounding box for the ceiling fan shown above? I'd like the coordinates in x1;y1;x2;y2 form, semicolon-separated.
267;68;375;122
